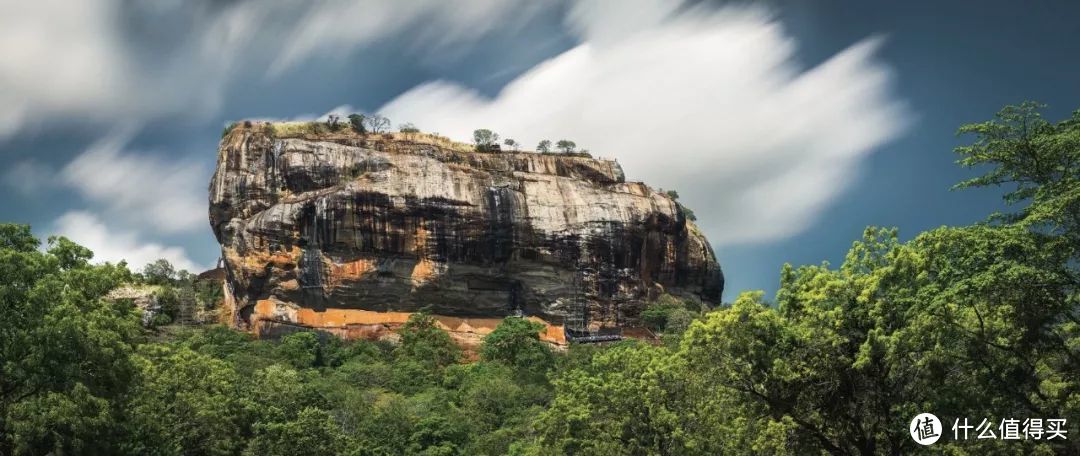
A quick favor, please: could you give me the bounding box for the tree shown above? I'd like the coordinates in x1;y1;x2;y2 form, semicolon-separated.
365;114;391;133
480;317;554;373
537;342;690;455
277;331;323;369
639;300;677;332
503;138;519;151
407;414;468;456
399;122;420;133
675;222;1078;455
153;286;180;323
474;129;500;152
244;407;344;456
555;140;576;154
536;140;552;153
143;258;176;285
395;311;460;368
348;114;366;134
0;227;140;455
954;101;1080;245
679;205;697;221
123;346;247;455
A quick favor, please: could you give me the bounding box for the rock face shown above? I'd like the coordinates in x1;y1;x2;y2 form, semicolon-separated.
209;122;722;338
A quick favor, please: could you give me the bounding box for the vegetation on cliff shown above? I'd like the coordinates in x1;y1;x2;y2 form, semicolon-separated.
1;102;1078;454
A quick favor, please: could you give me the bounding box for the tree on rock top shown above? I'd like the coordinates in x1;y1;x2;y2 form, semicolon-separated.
474;129;500;152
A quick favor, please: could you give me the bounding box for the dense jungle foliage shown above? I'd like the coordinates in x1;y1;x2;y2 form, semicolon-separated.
1;103;1077;454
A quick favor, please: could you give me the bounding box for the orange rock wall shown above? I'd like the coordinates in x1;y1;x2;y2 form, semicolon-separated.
251;299;566;346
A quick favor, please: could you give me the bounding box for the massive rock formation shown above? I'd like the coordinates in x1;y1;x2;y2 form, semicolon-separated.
209;122;722;340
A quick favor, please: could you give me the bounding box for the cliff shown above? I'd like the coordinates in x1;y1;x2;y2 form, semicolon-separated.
209;121;723;341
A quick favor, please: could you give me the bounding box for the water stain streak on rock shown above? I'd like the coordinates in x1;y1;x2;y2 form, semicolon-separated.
209;123;723;340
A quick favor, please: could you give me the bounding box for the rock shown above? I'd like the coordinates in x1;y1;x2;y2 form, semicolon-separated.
209;122;723;339
107;285;160;327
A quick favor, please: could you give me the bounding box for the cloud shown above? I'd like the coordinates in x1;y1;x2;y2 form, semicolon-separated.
0;0;135;137
61;129;206;234
379;2;909;246
2;160;56;196
247;105;359;124
51;210;203;272
269;0;555;75
0;0;558;139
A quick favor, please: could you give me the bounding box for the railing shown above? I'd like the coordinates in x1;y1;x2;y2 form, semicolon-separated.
564;326;624;344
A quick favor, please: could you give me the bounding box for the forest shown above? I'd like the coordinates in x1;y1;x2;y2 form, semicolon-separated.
0;102;1077;455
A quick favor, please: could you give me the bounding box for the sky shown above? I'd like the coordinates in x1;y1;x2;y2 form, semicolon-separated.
1;0;1078;301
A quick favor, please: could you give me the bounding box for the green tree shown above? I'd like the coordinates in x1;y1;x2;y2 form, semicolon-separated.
399;122;420;133
154;285;180;323
639;300;676;332
0;226;140;455
473;129;500;152
348;114;366;134
143;258;176;285
676;225;1077;454
555;140;576;153
503;138;520;151
244;364;328;425
276;331;323;369
480;317;554;373
395;311;459;368
123;346;247;456
536;139;552;153
537;342;687;455
678;204;697;221
6;384;116;456
407;414;468;456
954;101;1080;242
244;407;344;456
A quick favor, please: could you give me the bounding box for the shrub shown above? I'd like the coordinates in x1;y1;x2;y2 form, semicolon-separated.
481;318;554;373
679;204;697;221
348;114;366;134
222;122;238;138
639;304;673;332
149;313;172;327
277;332;322;369
364;114;390;133
396;312;460;368
474;129;500;152
154;286;180;322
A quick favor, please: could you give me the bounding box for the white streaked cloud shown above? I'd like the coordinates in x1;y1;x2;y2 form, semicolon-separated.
2;160;56;196
0;0;559;139
60;129;206;234
51;210;203;272
380;1;909;246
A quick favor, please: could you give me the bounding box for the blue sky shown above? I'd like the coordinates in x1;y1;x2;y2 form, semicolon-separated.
1;0;1078;301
